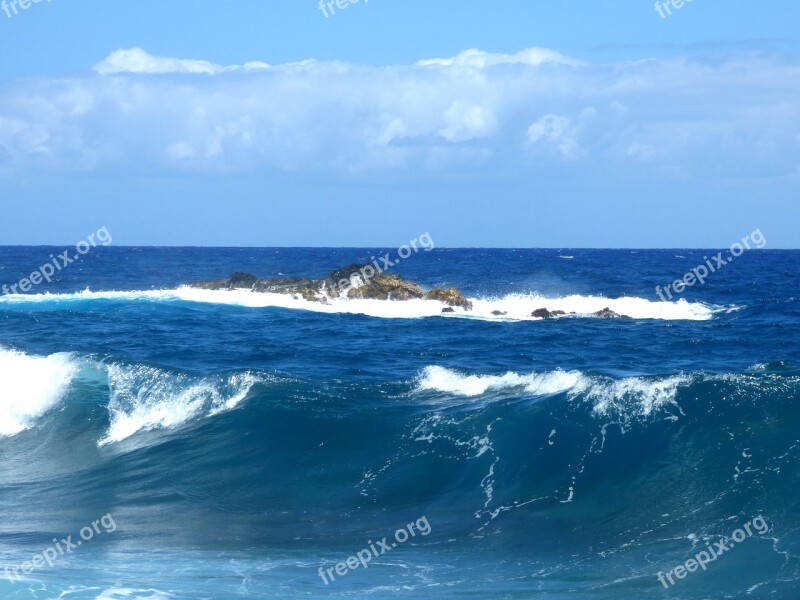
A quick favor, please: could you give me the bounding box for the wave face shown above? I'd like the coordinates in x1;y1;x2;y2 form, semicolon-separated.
0;247;798;599
2;352;799;599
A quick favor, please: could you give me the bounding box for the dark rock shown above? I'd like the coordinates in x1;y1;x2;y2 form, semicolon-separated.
322;263;424;301
593;307;624;318
425;288;473;310
252;277;319;298
441;307;455;313
189;277;231;291
229;272;258;289
325;263;383;287
532;308;568;319
491;310;507;316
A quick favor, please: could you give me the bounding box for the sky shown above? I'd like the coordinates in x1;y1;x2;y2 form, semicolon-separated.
0;0;798;247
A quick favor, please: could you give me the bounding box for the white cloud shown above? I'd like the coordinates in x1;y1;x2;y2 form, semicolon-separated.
438;101;496;142
0;48;797;179
94;48;270;75
527;114;579;157
416;47;580;69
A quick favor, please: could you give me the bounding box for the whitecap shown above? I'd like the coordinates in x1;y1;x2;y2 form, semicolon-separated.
0;287;722;321
0;347;78;436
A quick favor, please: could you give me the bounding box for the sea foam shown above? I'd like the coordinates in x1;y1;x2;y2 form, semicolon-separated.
416;366;691;418
0;347;78;436
0;287;720;321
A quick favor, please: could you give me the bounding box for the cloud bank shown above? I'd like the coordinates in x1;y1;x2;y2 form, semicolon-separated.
1;47;798;179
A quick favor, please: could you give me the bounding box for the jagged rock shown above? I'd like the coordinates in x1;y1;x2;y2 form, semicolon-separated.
324;263;380;288
532;308;569;319
424;288;473;310
252;277;319;297
441;307;455;313
318;263;424;301
593;307;624;318
229;272;258;289
347;274;425;301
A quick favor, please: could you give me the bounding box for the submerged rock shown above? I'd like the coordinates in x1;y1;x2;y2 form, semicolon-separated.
441;307;455;313
491;310;507;316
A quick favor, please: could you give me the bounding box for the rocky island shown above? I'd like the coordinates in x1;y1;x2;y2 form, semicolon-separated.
188;264;629;318
189;263;473;311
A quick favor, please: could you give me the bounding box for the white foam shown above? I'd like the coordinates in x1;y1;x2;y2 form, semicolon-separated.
0;287;720;321
99;364;260;445
0;348;77;436
576;374;691;417
418;365;585;397
468;293;715;321
416;366;691;418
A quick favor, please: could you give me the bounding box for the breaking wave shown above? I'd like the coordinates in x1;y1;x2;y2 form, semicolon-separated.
416;365;691;418
101;363;262;445
0;346;262;445
0;347;78;436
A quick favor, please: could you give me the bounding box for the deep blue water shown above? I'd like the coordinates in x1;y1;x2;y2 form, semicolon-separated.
0;247;798;599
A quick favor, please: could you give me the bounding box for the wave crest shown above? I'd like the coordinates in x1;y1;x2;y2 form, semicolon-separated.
100;363;262;445
417;365;585;397
416;366;691;419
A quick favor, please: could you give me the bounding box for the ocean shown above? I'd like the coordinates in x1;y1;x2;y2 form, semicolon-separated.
0;246;798;599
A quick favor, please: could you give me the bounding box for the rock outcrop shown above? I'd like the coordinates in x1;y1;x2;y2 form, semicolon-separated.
531;308;569;319
189;264;473;310
424;288;473;310
189;268;632;319
593;307;625;318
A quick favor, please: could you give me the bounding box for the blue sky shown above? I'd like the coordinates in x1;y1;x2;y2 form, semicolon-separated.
0;0;799;247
